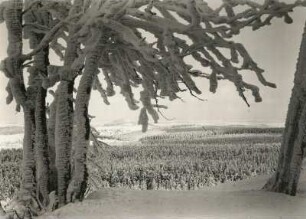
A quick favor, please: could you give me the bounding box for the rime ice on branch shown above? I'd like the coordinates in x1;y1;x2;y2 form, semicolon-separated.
74;0;304;124
1;0;304;128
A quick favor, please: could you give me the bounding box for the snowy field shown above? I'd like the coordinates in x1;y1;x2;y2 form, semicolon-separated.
0;123;171;150
39;171;306;219
0;122;283;150
0;125;23;150
93;123;167;146
0;134;23;150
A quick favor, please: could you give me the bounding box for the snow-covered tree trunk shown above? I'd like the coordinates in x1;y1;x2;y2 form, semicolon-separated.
47;94;57;192
55;0;83;207
21;107;36;203
23;2;52;206
67;37;105;202
55;81;74;207
3;0;37;204
263;21;306;196
33;47;50;207
53;42;78;208
3;0;27;106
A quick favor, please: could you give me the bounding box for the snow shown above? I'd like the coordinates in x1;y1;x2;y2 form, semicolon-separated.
0;134;23;150
39;170;306;219
94;123;166;146
0;122;282;149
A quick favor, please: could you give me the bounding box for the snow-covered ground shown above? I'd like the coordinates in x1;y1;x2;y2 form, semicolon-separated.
94;123;166;146
39;170;306;219
0;134;23;150
0;122;283;149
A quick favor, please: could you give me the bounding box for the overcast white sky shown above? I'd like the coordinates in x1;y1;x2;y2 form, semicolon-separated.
0;1;305;127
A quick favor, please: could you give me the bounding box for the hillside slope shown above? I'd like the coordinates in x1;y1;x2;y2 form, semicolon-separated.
39;170;306;219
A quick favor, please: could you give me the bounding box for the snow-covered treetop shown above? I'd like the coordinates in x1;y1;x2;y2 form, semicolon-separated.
0;0;305;131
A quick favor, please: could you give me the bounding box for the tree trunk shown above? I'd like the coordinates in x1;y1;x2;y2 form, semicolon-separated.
55;81;74;207
67;39;105;202
4;0;37;204
4;0;27;106
23;1;51;206
54;0;83;206
35;86;50;206
47;94;57;193
20;106;36;203
263;21;306;196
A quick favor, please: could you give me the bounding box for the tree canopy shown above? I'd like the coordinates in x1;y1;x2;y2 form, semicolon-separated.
1;0;304;129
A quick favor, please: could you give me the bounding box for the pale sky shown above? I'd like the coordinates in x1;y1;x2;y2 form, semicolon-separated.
0;2;306;126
